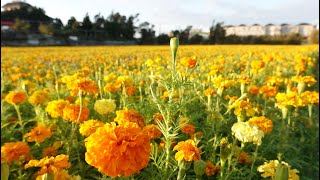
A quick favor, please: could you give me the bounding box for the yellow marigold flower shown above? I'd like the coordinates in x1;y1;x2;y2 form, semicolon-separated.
275;92;304;108
52;169;80;180
238;76;253;85
257;160;299;180
104;73;117;83
125;86;136;96
94;99;116;115
103;83;120;93
181;124;196;135
5;91;27;105
181;57;197;68
250;60;265;69
228;98;256;117
85;122;151;178
23;123;53;143
28;90;50;106
46;99;70;118
300;91;319;105
291;75;317;87
63;104;90;123
116;76;134;87
231;122;264;146
248;116;273;134
248;85;260;96
265;76;284;86
114;108;145;128
205;161;220;176
160;91;179;99
143;124;162;139
173;139;201;161
1;141;30;164
204;88;216;96
25;154;71;176
79;119;105;137
42;147;57;158
67;78;98;96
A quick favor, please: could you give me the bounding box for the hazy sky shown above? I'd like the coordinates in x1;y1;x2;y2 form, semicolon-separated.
1;0;319;34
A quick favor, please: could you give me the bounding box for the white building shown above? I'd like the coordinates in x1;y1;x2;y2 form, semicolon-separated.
224;23;318;37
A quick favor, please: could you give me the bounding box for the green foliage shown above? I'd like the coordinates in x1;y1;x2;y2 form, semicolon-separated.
308;29;319;44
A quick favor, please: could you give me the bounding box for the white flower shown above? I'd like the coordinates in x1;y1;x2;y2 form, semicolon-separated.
231;121;264;145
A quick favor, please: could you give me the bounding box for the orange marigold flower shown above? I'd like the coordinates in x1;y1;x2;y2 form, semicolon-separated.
23;123;53;143
153;112;164;123
125;86;135;96
259;86;278;98
205;161;220;176
204;88;216;96
42;147;57;158
1;141;30;164
248;85;260;96
28;90;49;106
63;104;90;123
234;151;252;165
25;154;71;176
248;116;273;134
79;119;105;137
5;91;27;105
114;108;145;128
64;96;74;103
301;91;319;105
46;100;70;119
84;122;151;178
181;124;196;135
173;139;201;161
181;57;197;68
143;124;162;139
68;78;98;96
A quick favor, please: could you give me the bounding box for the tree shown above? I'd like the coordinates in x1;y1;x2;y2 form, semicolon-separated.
138;22;155;45
38;23;54;35
65;17;80;35
170;26;192;44
309;29;319;44
12;18;30;33
157;34;170;45
209;21;226;44
189;34;204;44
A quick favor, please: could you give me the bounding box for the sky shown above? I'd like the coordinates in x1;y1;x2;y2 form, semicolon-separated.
1;0;319;35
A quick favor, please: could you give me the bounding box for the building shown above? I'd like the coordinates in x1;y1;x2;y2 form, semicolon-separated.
2;0;31;11
224;23;318;37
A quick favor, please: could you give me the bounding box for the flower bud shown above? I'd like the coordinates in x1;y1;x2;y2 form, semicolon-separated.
170;37;179;65
1;162;9;180
170;37;179;55
274;163;289;180
194;160;206;176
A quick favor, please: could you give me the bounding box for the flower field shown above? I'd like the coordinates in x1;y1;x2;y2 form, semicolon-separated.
1;41;319;180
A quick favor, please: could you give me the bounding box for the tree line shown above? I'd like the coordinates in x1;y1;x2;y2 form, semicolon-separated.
1;6;319;44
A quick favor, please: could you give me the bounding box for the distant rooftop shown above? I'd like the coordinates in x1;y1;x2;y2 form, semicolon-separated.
2;0;31;11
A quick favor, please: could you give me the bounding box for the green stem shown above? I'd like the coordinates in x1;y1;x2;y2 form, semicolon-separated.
13;104;24;141
177;168;186;180
249;145;259;179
